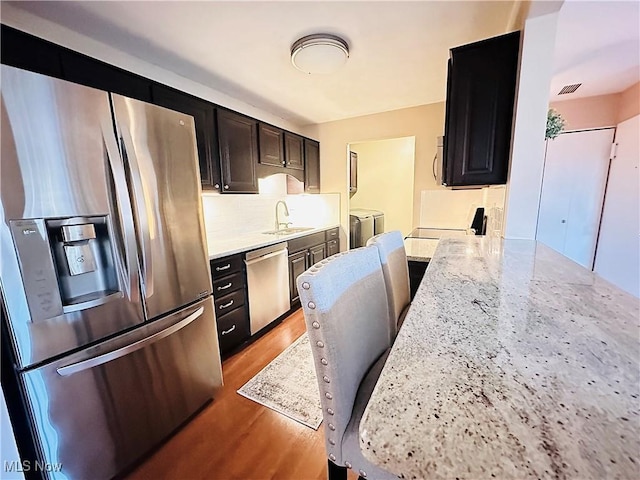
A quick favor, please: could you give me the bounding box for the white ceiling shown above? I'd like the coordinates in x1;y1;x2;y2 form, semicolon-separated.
6;1;638;124
550;0;640;102
6;0;519;125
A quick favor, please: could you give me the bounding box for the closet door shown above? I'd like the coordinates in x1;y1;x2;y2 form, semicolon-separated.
536;128;614;268
594;116;640;297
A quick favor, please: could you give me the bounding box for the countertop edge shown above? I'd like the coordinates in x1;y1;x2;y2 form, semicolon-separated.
207;224;341;260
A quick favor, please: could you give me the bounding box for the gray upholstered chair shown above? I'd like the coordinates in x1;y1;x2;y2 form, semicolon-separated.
297;246;398;480
366;230;411;330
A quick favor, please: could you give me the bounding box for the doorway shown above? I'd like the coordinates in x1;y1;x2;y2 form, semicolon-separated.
347;137;416;238
536;127;615;268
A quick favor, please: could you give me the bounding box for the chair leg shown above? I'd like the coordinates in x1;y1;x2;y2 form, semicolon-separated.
327;459;347;480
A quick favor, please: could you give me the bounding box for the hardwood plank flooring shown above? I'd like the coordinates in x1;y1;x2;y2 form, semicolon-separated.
125;309;357;480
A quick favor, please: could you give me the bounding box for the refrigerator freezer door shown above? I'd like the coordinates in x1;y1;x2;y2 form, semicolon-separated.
111;95;212;320
21;297;223;480
0;65;144;368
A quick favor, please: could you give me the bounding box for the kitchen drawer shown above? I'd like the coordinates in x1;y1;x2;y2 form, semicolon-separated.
326;239;339;257
217;306;249;355
211;254;243;279
214;289;245;315
288;231;325;254
212;271;244;298
325;228;339;241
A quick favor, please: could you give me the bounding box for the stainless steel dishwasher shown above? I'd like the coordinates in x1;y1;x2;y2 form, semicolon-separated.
245;242;291;335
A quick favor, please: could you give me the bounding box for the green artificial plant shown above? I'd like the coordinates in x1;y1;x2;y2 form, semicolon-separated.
546;109;566;140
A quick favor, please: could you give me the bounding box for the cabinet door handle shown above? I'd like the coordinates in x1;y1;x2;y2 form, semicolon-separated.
217;282;233;291
219;299;234;310
216;264;231;272
221;324;236;336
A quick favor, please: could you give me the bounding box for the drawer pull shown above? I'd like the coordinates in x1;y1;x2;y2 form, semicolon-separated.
217;282;233;291
216;264;231;272
221;324;236;336
219;299;234;310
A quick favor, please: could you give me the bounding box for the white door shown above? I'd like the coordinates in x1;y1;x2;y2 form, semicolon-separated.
594;115;640;297
536;128;615;268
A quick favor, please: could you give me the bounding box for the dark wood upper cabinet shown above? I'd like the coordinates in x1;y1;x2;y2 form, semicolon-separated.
284;132;304;170
304;139;321;193
443;31;520;187
151;85;220;190
258;123;284;167
217;109;258;193
60;51;152;103
1;25;63;78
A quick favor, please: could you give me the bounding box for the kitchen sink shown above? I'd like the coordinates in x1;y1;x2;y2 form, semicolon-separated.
262;227;315;235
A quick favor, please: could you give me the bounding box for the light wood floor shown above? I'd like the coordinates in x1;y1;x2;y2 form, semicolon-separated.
125;309;357;480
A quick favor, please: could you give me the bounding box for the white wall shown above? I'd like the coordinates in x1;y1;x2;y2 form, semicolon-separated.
304;103;446;236
349;137;415;236
0;3;304;135
594;115;640;297
503;11;560;239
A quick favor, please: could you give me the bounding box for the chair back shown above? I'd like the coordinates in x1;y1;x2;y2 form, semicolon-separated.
297;246;392;465
367;230;410;332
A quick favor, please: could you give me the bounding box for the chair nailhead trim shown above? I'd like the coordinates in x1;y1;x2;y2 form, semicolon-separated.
328;423;335;431
329;454;336;461
345;462;352;469
321;358;328;365
327;408;334;415
323;375;330;383
316;341;324;348
302;281;310;290
308;301;316;309
312;321;320;329
325;392;332;399
329;439;335;445
359;470;367;477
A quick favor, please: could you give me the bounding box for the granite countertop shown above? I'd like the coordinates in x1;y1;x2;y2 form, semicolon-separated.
404;237;440;262
206;224;340;260
404;228;469;263
360;236;640;479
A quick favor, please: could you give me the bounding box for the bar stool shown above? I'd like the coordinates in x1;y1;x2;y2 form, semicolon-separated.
297;247;397;480
367;230;411;330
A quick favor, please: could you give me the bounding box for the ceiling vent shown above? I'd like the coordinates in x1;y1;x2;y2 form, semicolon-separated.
558;83;582;95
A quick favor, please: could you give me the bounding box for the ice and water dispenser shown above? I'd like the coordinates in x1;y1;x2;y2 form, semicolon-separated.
10;216;121;321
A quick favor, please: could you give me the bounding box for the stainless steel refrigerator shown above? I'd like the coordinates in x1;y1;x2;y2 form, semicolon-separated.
0;65;223;479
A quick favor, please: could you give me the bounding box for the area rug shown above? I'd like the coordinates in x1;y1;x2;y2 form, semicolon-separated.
237;333;323;429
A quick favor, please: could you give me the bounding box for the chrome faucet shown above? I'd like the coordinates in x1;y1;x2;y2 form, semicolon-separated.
275;200;291;230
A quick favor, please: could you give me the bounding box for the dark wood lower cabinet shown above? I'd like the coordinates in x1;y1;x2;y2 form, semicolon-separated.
309;243;326;266
408;261;429;300
326;239;339;257
288;250;308;304
216;306;250;356
210;254;250;357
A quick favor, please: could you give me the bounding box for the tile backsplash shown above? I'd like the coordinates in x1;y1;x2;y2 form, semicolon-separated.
201;192;341;241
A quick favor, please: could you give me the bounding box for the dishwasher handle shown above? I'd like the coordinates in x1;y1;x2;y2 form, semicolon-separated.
244;248;288;266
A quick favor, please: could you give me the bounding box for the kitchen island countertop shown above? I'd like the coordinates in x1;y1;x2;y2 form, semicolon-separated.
360;236;639;479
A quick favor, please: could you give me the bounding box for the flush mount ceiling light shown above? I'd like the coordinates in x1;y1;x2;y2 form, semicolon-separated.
290;34;349;74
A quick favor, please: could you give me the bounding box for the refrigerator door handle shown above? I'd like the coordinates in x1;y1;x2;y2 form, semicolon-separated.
102;119;139;302
120;125;154;299
56;306;204;377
